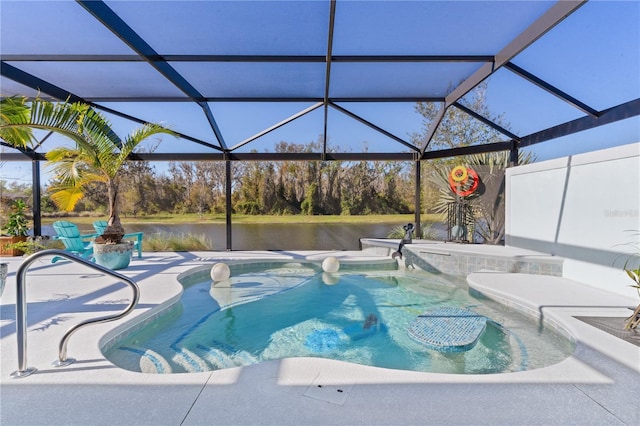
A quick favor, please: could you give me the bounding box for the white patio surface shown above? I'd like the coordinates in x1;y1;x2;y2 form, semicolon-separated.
1;245;638;425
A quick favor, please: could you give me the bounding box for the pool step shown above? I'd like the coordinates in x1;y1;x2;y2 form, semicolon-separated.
172;344;259;373
172;347;210;372
194;344;236;370
194;343;259;368
112;346;173;374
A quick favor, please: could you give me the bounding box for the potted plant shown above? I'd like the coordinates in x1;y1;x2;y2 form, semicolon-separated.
623;272;640;330
622;256;640;330
1;199;30;256
0;96;175;268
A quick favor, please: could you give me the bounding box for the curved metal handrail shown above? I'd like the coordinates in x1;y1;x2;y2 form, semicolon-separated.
11;249;140;379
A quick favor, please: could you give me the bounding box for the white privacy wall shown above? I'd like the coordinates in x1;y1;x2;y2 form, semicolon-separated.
505;143;640;297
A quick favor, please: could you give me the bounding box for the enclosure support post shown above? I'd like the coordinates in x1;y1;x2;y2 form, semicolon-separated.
509;141;519;167
414;160;421;238
31;159;42;237
225;157;232;251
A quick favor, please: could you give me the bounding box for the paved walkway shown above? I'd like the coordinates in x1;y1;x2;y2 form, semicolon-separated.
1;249;638;425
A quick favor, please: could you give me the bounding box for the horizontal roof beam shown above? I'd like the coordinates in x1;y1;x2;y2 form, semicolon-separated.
0;143;45;161
421;141;514;160
0;54;494;63
2;143;514;163
6;95;634;163
49;97;446;103
1;61;84;103
129;152;418;162
1;61;222;151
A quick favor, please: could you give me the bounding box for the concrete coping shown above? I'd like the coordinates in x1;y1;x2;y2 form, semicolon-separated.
467;271;640;372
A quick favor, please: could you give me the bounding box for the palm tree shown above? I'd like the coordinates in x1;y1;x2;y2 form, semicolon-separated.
0;96;176;243
428;151;536;244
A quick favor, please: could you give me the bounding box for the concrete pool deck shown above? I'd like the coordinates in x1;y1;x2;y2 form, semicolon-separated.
1;247;639;425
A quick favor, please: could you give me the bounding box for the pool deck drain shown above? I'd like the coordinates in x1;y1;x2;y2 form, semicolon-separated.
303;375;354;405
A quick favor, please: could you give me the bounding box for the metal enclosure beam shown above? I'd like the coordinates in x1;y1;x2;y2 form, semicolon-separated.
1;61;83;103
31;160;42;237
414;161;421;238
77;0;228;150
1;62;221;151
445;1;586;107
323;0;337;157
452;102;521;141
330;103;419;152
0;54;495;63
520;98;640;147
230;103;324;152
225;158;232;251
504;62;599;117
418;0;586;153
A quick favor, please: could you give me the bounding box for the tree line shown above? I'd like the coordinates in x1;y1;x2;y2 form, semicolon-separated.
4;82;527;223
43;139;418;217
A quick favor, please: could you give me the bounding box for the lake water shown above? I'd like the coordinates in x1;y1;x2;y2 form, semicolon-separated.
44;222;447;251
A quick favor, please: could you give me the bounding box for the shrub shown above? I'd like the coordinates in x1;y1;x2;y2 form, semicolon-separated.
143;233;213;251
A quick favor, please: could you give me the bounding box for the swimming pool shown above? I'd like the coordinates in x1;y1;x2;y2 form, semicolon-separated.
104;261;574;375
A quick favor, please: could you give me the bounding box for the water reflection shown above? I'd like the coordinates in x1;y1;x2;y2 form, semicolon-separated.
44;222;446;251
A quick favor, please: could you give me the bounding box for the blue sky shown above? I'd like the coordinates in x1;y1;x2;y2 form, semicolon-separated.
1;0;639;186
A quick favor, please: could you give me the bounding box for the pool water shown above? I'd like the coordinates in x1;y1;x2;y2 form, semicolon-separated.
104;263;574;374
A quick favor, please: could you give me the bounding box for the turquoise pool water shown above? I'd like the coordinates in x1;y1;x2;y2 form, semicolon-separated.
104;262;574;374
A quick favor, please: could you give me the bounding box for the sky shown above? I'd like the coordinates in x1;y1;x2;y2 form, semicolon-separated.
1;0;639;187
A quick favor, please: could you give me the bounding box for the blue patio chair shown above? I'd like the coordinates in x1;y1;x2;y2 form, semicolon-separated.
51;220;97;263
93;220;143;259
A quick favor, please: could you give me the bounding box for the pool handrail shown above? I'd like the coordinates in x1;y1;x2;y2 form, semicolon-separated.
10;249;140;379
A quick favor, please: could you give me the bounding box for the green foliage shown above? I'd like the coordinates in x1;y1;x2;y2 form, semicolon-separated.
0;96;90;148
235;201;262;215
227;141;413;217
623;256;640;330
1;96;176;243
7;238;46;255
412;82;508;152
625;266;640;293
143;232;212;251
614;232;640;329
428;151;536;244
300;183;318;215
2;199;29;236
5;86;533;225
120;143;162;216
617;232;640;297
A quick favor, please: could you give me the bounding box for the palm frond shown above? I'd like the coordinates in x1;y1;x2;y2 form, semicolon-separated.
0;96;35;147
48;186;86;212
119;124;174;160
45;147;89;182
3;96;176;242
0;96;95;148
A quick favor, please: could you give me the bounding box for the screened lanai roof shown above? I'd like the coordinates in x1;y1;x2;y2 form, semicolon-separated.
1;0;639;164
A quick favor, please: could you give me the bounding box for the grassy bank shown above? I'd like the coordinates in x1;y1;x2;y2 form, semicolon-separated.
42;213;445;226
